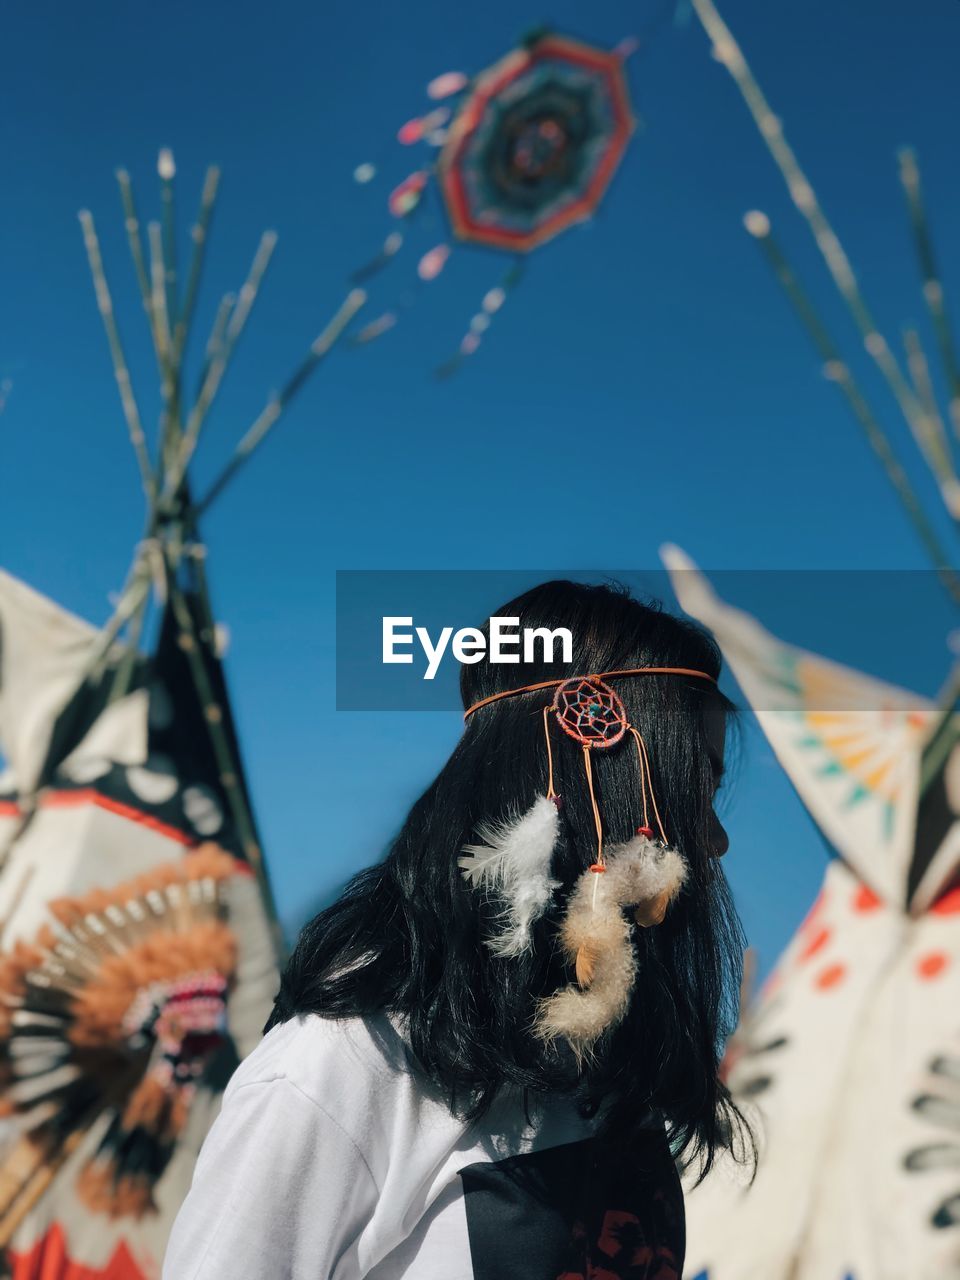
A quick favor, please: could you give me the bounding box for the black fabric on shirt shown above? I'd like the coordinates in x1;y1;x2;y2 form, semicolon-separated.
459;1128;684;1279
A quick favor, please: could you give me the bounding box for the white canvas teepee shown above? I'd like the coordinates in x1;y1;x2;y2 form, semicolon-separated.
0;576;277;1276
0;152;361;1278
663;547;960;1280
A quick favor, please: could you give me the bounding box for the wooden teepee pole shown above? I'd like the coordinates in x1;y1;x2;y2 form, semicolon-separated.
115;167;161;355
743;211;960;606
198;287;366;512
161;231;278;501
195;292;235;398
88;550;155;682
688;0;955;509
78;156;364;964
167;560;285;959
148;220;177;427
116;162;183;476
920;660;960;794
903;326;953;475
173;165;221;367
898;147;960;440
158;147;179;331
78;210;157;504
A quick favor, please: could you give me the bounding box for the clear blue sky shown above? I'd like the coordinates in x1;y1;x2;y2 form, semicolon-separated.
2;0;958;971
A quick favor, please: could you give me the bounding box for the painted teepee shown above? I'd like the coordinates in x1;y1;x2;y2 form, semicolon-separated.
0;153;362;1277
664;548;960;1280
658;5;960;1273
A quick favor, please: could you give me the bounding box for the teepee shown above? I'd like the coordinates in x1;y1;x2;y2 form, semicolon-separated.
658;6;960;1274
0;152;362;1277
664;548;960;1280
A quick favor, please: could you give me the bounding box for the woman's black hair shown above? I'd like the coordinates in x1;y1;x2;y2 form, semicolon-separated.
270;579;753;1178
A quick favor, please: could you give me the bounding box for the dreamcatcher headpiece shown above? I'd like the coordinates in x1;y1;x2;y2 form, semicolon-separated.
459;666;717;1058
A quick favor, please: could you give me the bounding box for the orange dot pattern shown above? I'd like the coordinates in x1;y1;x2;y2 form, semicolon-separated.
815;963;847;991
852;884;882;913
916;952;949;981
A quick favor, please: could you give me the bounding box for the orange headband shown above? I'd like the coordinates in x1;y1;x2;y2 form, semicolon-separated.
463;666;716;720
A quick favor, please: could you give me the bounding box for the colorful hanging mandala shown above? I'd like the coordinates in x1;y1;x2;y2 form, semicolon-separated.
438;32;635;253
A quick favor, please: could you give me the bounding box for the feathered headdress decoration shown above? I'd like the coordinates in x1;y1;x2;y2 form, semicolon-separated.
458;794;561;957
535;834;687;1059
460;668;712;1055
0;844;241;1232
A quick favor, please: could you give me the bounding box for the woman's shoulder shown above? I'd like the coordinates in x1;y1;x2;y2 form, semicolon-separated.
226;1010;411;1111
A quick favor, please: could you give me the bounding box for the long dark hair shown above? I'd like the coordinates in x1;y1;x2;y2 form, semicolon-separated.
270;580;752;1177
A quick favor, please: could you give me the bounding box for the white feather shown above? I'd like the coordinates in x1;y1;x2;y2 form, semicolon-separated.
458;795;560;957
602;834;688;905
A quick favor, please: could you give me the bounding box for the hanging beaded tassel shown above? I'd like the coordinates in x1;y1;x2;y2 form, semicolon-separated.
535;837;687;1059
534;679;688;1058
626;727;687;927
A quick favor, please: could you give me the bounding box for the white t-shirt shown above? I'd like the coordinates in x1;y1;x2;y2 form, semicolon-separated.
163;1012;685;1279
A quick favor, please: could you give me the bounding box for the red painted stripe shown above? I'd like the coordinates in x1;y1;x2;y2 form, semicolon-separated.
41;789;194;846
532;34;622;74
24;791;257;877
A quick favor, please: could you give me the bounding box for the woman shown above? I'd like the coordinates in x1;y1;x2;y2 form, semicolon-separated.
164;580;752;1280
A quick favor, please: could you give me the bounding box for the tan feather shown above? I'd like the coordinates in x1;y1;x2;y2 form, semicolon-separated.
574;945;595;988
634;889;672;928
536;837;689;1057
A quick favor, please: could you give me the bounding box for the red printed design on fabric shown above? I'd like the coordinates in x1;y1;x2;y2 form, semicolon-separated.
556;1194;681;1279
8;1222;148;1280
460;1131;684;1279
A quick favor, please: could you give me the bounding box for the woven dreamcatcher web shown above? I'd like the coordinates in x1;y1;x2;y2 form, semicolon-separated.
552;677;629;749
